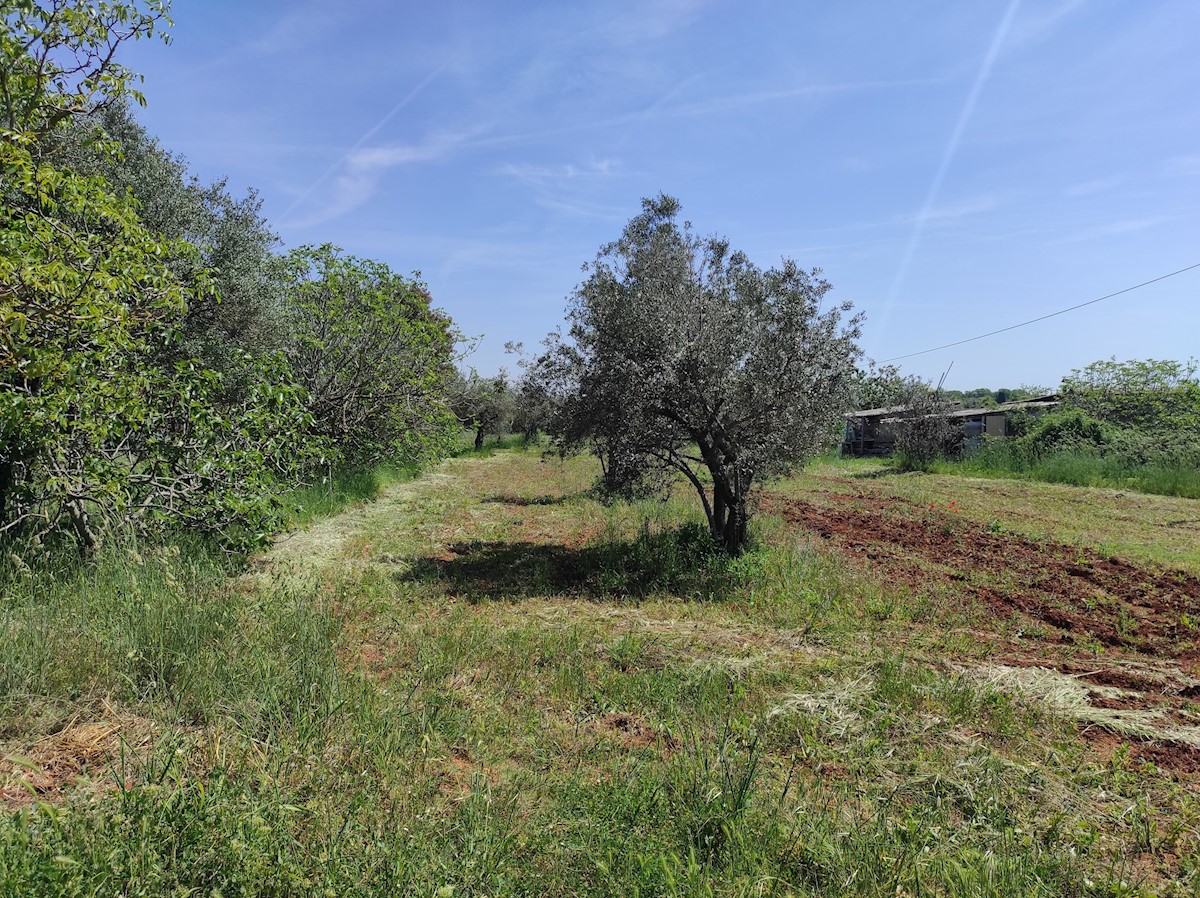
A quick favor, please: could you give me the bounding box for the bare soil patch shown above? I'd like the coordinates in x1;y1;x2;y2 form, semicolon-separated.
764;492;1200;775
592;712;680;755
763;492;1200;660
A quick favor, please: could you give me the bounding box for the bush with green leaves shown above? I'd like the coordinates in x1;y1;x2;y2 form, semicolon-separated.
280;244;459;469
891;377;960;471
1012;409;1110;460
0;1;321;553
0;144;323;551
850;361;905;411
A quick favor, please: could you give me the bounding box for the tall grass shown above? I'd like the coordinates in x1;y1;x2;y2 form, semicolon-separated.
935;443;1200;499
0;544;345;734
452;431;536;458
281;461;419;528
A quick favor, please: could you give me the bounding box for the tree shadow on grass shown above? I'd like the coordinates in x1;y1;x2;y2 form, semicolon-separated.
479;494;575;507
402;524;736;602
850;466;907;479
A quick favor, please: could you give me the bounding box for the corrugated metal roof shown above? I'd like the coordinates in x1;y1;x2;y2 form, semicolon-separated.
847;395;1060;420
845;404;911;418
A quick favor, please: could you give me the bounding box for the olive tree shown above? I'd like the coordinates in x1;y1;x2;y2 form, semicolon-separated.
450;370;516;450
53;102;288;372
890;376;960;470
546;195;862;554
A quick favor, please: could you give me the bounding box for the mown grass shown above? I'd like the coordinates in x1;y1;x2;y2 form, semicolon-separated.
1;448;1197;896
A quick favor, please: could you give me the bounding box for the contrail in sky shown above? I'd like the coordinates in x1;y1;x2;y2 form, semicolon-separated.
280;63;448;224
875;0;1021;346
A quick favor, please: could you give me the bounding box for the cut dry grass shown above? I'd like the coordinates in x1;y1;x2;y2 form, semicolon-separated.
967;663;1200;748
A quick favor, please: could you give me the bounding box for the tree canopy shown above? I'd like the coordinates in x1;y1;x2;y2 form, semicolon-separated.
280;245;458;468
450;369;516;450
1;2;461;553
541;195;862;553
1061;357;1199;428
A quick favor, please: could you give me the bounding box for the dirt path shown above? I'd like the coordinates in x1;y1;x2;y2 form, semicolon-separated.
242;470;457;590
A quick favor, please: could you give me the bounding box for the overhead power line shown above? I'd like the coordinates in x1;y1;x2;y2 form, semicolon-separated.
879;261;1200;363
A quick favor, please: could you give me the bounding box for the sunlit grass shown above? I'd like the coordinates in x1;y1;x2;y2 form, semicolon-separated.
1;447;1196;896
280;462;419;529
933;446;1200;500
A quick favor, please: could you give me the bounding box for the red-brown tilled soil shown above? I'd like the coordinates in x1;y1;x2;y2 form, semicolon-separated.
763;492;1200;659
763;490;1200;775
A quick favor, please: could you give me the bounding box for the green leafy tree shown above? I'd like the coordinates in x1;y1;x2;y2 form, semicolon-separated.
2;142;195;547
1055;357;1200;469
1;0;170;142
891;377;960;470
1061;357;1199;428
53;103;287;372
544;195;862;554
280;245;458;468
1;1;318;553
850;362;905;411
2;0;175;547
451;370;516;450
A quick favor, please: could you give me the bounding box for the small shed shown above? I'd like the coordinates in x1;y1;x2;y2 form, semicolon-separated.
840;404;926;456
841;394;1060;457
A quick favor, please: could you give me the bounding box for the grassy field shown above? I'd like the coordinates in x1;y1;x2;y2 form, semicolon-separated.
2;448;1199;896
786;455;1200;573
931;450;1200;501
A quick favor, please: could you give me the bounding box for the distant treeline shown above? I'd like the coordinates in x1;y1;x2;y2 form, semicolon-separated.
947;358;1200;498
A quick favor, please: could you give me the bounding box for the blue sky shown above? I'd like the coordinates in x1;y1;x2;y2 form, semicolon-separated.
122;0;1198;389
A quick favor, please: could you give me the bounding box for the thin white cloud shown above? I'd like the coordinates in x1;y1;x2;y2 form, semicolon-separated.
458;76;939;157
656;78;939;121
1088;217;1170;236
911;194;1008;224
246;2;339;55
528;195;630;221
1099;217;1168;235
285;131;471;229
839;156;873;174
877;0;1022;342
1058;216;1172;243
602;0;715;43
1063;176;1123;197
640;73;706;116
279;65;453;228
1007;0;1088;48
498;159;629;220
500;159;619;188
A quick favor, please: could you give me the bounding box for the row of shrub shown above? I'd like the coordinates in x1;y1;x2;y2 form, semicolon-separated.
2;5;460;557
